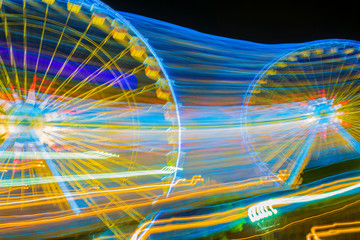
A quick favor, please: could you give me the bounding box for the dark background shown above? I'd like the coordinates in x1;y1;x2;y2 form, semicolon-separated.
101;1;360;44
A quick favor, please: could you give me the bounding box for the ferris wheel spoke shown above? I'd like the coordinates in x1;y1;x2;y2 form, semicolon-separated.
28;129;81;215
38;11;73;98
285;126;318;188
335;122;360;155
0;133;17;162
34;3;50;75
37;21;93;99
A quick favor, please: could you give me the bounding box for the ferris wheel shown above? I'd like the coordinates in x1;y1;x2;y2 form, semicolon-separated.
0;0;180;238
243;40;360;188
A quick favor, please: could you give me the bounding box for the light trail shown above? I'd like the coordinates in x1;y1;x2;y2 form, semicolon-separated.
248;180;360;222
0;166;182;188
0;174;192;209
0;151;119;160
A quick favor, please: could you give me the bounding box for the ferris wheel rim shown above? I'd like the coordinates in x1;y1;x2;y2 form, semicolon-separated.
241;39;360;185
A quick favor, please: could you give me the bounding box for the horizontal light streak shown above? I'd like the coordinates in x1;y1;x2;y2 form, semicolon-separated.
0;151;119;160
0;166;182;188
248;180;360;222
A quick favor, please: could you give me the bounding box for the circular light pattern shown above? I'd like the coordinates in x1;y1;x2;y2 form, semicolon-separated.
244;40;360;187
0;0;179;237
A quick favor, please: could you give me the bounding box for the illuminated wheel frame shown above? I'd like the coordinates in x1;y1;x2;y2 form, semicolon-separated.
243;40;360;188
0;0;180;237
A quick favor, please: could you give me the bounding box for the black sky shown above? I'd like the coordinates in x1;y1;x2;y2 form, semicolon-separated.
101;1;360;44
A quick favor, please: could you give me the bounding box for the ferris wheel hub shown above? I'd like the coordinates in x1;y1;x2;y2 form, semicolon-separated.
7;102;45;135
307;97;338;129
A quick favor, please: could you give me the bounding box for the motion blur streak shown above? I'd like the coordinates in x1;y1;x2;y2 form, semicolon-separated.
1;0;360;239
307;221;360;239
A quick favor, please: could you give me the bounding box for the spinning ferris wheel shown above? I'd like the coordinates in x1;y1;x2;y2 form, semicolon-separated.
243;40;360;188
0;0;179;237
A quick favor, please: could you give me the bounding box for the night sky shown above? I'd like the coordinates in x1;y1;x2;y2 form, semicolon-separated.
101;1;360;44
